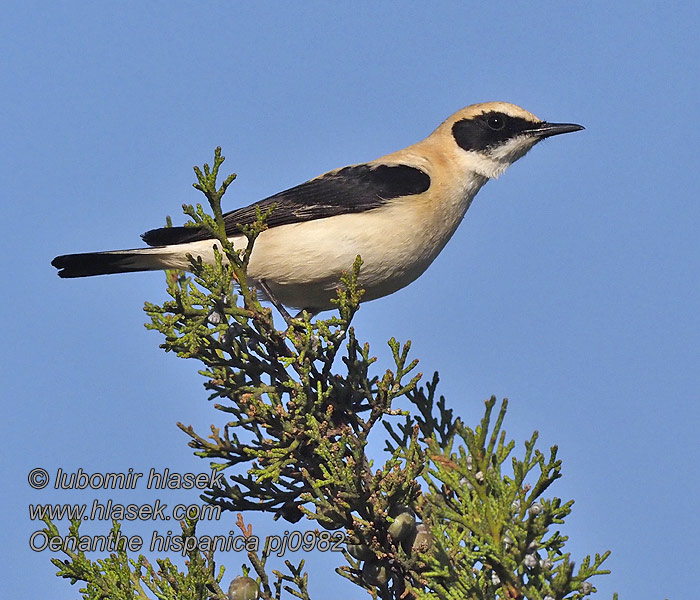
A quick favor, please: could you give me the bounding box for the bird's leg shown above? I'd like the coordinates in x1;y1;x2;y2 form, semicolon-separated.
258;279;296;328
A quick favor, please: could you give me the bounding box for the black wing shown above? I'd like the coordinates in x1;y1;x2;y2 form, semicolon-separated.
142;164;430;246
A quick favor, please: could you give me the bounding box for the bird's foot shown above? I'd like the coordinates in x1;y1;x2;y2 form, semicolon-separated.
258;279;308;330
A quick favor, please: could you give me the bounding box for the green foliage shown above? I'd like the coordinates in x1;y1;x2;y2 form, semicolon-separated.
43;518;227;600
47;149;615;600
390;394;612;600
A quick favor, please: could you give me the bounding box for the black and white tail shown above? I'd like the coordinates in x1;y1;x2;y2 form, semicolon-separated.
51;223;227;278
51;247;180;278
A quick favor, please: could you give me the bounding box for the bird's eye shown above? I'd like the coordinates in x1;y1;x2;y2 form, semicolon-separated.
487;115;506;130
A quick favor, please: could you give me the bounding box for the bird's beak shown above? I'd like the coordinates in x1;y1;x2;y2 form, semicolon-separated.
528;121;585;139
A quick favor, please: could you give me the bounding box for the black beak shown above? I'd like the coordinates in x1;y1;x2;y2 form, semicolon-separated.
528;121;585;139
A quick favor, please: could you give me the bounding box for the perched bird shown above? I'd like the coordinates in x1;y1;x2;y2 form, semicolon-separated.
52;102;583;313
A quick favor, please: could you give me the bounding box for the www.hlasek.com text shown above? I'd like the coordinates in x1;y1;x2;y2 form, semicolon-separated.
29;498;220;522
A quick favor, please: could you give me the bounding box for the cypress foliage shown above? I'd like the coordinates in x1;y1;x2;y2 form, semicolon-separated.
46;149;614;600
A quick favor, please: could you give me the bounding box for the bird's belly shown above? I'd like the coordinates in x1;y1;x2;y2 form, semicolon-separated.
240;200;468;310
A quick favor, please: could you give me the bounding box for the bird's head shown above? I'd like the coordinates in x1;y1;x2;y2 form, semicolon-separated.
441;102;583;179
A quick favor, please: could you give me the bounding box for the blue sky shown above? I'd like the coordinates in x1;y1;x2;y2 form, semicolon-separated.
2;2;698;598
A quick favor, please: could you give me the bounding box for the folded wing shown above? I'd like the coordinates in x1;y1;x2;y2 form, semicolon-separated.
141;163;430;246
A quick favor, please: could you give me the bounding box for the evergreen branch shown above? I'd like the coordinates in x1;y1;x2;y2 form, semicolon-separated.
50;149;617;600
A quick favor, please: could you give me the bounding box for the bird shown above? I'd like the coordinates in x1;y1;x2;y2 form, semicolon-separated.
52;102;583;313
